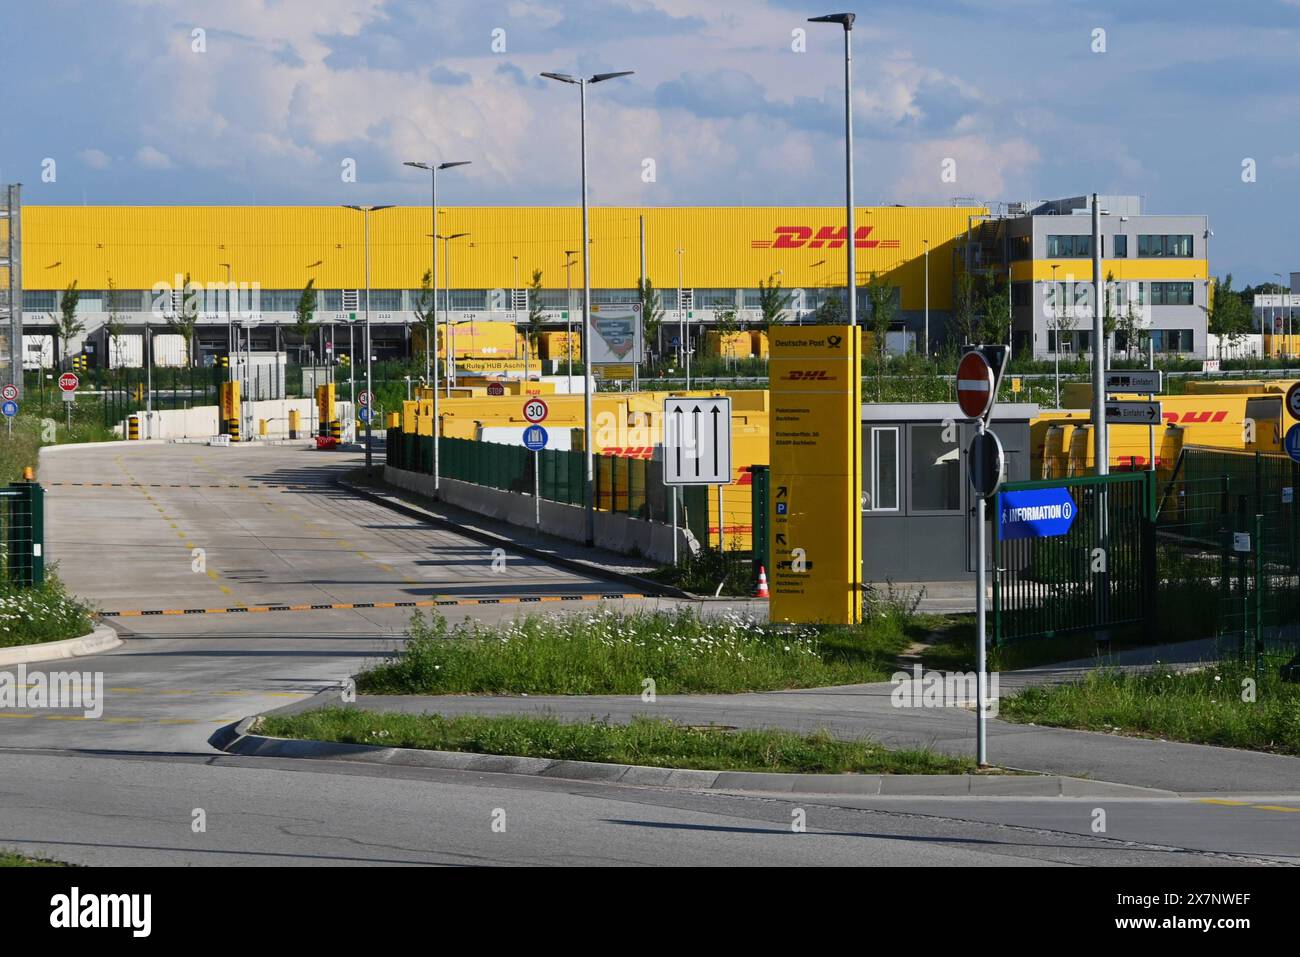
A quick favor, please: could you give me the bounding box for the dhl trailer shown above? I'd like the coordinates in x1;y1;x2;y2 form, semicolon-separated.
1034;388;1286;479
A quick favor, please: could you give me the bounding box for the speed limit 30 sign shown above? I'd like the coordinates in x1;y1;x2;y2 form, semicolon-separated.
522;398;549;424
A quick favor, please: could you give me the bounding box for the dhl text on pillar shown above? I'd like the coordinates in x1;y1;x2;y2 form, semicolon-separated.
768;324;862;625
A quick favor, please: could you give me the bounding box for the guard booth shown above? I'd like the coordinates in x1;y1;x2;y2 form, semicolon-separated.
860;402;1038;581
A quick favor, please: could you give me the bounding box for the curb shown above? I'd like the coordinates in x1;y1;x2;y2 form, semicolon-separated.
211;703;1171;799
0;623;122;666
38;439;133;454
337;476;699;601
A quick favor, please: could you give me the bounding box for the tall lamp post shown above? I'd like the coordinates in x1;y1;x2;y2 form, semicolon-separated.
433;232;470;398
922;239;929;356
541;68;634;547
1050;263;1060;408
1276;273;1289;358
564;249;578;392
343;204;394;474
676;247;686;385
403;160;471;391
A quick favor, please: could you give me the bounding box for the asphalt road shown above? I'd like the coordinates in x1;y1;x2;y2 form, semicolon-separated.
0;442;1296;867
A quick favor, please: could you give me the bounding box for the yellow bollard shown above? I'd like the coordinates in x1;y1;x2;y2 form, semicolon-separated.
128;415;140;440
288;409;300;439
259;418;268;437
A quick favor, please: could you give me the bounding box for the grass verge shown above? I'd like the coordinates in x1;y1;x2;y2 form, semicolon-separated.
257;709;979;774
359;599;927;696
999;662;1300;754
0;851;65;867
0;575;94;648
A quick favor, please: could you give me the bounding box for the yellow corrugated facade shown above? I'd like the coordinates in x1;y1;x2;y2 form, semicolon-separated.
20;205;985;310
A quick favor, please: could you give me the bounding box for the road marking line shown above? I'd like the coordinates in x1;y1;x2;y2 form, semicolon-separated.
97;593;646;618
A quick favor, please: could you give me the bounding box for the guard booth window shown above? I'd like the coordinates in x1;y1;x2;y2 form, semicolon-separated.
868;427;899;511
911;425;961;511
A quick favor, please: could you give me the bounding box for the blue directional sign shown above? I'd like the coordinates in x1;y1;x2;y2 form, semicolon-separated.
998;487;1077;541
357;407;372;424
1;400;17;418
523;425;549;452
1285;424;1300;464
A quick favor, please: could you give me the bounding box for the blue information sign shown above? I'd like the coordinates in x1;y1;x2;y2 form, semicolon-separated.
1;400;17;418
523;425;549;452
1285;424;1300;464
357;407;372;424
998;487;1077;541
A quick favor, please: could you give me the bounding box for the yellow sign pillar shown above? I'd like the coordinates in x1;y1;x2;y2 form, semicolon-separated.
768;325;862;624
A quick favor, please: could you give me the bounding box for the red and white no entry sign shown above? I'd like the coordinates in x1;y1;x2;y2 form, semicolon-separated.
522;398;548;424
956;352;994;420
58;372;79;393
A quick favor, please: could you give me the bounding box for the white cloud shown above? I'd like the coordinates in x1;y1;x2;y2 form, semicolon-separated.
78;149;112;169
135;146;175;169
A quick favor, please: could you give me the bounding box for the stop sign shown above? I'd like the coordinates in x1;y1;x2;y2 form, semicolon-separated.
58;372;79;393
487;382;505;396
956;352;994;420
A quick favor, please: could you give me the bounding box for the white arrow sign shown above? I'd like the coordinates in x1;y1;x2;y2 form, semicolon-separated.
663;396;732;486
1105;400;1163;425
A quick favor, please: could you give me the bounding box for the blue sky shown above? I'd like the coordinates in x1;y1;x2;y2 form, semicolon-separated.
1;0;1297;283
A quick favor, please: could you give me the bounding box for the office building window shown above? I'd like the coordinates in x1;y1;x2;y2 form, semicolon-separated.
1046;234;1093;258
23;291;56;311
1113;235;1128;258
590;289;638;305
366;289;401;311
1151;329;1194;352
868;427;899;511
910;425;960;511
1150;282;1194;306
449;289;489;310
1137;234;1194;258
1008;235;1032;261
696;288;739;309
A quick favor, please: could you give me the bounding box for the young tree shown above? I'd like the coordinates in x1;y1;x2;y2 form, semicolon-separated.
412;269;437;378
105;276;127;371
756;273;791;331
636;277;664;360
164;272;200;366
951;272;979;346
292;278;318;365
1210;274;1252;355
865;272;896;400
1102;270;1119;362
979;275;1011;350
526;268;545;360
1116;288;1142;360
714;306;743;370
55;281;84;369
815;289;845;324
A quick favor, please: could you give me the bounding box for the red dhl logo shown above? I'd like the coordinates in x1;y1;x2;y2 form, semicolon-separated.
1161;410;1230;425
781;370;835;381
600;447;655;459
751;225;901;250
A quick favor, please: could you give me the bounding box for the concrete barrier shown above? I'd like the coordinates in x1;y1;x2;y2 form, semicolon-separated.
116;399;356;442
384;465;698;564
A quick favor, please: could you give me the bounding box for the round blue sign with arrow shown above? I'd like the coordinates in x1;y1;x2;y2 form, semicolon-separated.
357;407;372;424
523;425;549;452
1;400;17;418
1285;424;1300;464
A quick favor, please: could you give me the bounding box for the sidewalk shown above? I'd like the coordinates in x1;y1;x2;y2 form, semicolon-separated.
270;637;1300;795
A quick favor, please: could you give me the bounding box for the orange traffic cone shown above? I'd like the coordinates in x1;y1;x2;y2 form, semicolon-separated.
755;566;770;599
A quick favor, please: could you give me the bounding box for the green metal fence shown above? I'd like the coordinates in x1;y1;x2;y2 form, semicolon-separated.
993;471;1155;645
1;483;45;588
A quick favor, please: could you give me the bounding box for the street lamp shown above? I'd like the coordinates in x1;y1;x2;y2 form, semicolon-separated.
403;160;471;396
676;247;686;385
808;13;857;332
564;249;578;392
433;232;470;399
541;68;634;547
922;240;929;356
1050;263;1060;408
343;204;394;474
1276;273;1289;357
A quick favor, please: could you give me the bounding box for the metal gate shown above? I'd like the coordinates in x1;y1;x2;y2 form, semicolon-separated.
993;471;1155;645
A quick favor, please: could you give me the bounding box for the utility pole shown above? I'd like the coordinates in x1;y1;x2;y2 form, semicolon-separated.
2;184;22;388
1091;193;1107;476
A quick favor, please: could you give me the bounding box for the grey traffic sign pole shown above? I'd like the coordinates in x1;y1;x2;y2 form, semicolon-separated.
975;422;989;767
534;449;541;530
671;487;679;566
